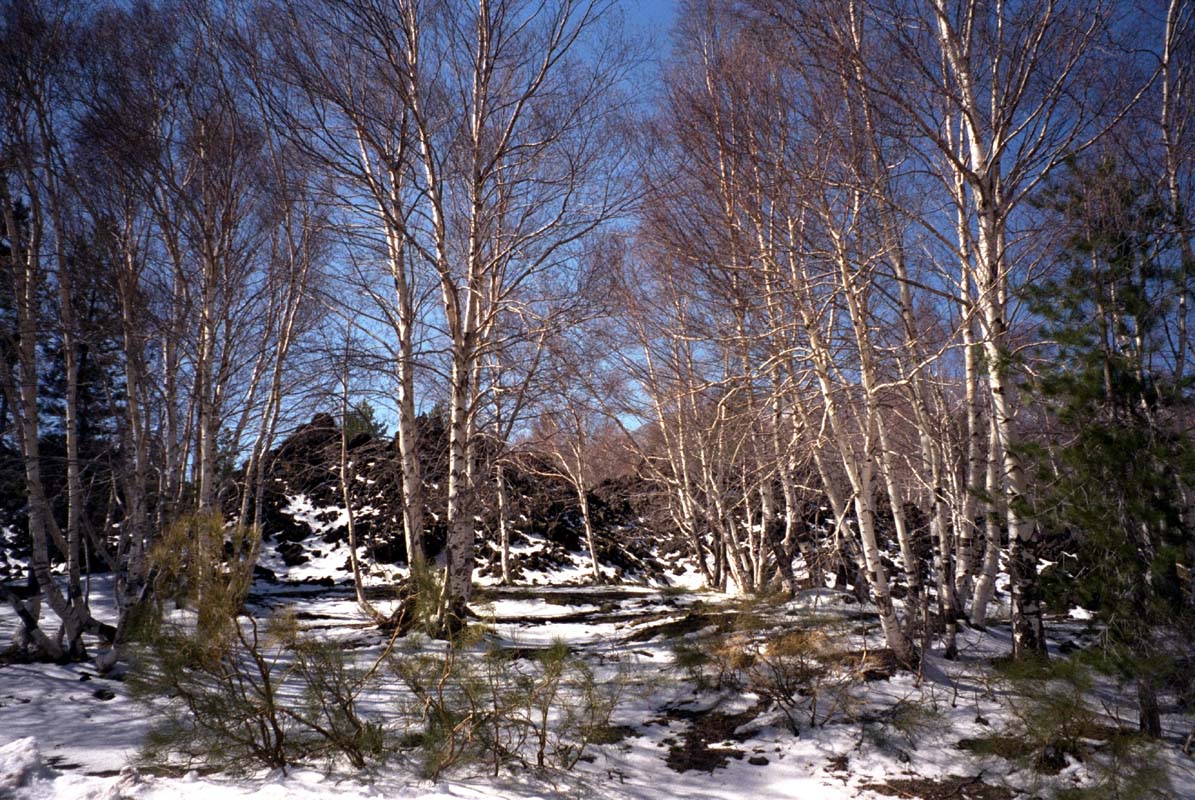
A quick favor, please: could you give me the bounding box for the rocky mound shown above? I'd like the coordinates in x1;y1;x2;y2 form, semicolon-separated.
247;414;671;584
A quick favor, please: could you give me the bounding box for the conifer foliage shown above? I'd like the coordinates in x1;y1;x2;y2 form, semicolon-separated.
1026;159;1195;735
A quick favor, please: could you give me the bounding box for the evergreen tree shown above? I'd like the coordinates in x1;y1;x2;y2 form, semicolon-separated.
1028;158;1195;736
343;400;388;442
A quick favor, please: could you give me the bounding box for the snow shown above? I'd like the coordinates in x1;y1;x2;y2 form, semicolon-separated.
663;561;707;591
5;586;1195;800
0;738;50;795
0;660;144;774
278;494;351;536
5;524;1195;800
482;597;601;619
6;765;595;800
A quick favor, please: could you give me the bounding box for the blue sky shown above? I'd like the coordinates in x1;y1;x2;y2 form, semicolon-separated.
623;0;677;47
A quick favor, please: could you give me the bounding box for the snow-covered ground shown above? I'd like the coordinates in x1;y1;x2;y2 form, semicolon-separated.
3;571;1195;799
4;505;1195;799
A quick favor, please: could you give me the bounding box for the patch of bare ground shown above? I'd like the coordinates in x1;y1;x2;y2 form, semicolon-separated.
654;701;767;773
859;774;1015;800
623;610;741;643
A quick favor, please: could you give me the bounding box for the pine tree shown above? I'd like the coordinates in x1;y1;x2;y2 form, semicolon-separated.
1028;158;1195;736
343;400;388;442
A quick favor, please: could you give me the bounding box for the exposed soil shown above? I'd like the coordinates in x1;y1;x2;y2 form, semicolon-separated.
826;754;850;773
859;774;1016;799
657;701;767;773
623;611;741;644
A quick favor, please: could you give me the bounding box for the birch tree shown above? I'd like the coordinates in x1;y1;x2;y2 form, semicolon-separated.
0;0;105;660
754;0;1155;657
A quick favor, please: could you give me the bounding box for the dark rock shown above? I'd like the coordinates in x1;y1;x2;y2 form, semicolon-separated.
248;410;676;583
277;541;309;567
253;565;279;584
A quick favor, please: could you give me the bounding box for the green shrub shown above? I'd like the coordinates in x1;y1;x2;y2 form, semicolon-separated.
389;633;626;779
132;610;387;773
129;515;385;774
861;697;942;755
985;657;1171;797
669;640;712;688
141;513;257;658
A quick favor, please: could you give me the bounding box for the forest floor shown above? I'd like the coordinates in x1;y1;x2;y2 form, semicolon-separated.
2;569;1195;799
